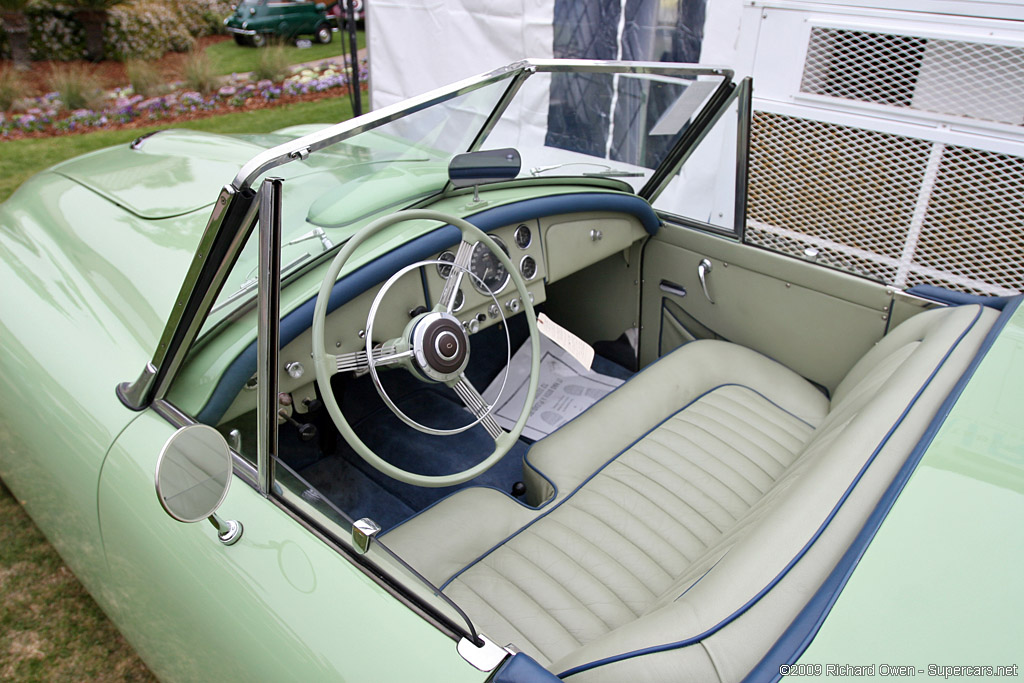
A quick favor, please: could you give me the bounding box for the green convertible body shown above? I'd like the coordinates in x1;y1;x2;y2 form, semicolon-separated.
0;61;1020;681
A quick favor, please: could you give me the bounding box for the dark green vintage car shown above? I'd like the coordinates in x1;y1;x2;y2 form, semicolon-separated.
225;0;333;47
0;60;1021;681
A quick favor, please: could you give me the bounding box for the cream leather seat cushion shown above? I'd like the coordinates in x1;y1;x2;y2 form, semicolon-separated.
383;304;996;681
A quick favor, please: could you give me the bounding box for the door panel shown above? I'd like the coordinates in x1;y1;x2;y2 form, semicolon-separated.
640;224;893;393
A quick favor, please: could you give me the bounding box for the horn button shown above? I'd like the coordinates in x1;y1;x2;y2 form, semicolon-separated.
412;312;470;382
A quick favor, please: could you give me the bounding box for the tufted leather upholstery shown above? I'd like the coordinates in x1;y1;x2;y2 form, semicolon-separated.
384;304;997;681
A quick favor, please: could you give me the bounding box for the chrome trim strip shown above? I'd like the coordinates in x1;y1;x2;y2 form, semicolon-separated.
734;77;753;240
257;178;283;496
231;60;732;193
232;62;528;191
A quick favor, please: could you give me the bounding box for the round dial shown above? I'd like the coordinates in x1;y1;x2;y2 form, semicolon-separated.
469;236;510;295
520;255;538;281
452;288;465;312
514;224;532;249
436;251;455;279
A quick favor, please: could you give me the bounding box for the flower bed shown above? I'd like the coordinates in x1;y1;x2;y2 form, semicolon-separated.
1;59;368;137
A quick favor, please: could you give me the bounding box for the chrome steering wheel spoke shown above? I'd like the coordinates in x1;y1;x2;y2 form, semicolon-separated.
451;374;505;441
333;341;411;375
437;240;473;313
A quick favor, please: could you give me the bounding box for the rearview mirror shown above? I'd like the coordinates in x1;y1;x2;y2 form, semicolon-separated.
448;148;521;188
155;424;243;545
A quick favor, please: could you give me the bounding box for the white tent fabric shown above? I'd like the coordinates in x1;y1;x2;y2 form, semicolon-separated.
367;0;555;110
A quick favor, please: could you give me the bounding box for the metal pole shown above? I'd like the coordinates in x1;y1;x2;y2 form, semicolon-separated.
257;177;283;496
346;0;361;116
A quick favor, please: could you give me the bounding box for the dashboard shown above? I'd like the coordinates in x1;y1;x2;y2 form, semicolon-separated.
213;208;650;425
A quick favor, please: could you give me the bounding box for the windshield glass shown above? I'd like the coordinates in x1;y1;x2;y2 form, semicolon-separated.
204;64;726;328
479;70;724;193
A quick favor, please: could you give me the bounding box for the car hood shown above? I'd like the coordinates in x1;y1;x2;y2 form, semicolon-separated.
49;126;329;219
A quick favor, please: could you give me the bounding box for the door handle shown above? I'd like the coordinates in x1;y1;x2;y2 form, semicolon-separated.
698;259;714;304
659;280;687;298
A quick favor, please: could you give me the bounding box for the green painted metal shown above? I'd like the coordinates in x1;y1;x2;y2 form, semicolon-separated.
797;302;1024;673
99;411;483;682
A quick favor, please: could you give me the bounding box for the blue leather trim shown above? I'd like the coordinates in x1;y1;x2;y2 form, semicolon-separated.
745;295;1021;683
197;192;658;424
557;306;986;679
438;382;817;592
906;284;1011;311
493;652;564;682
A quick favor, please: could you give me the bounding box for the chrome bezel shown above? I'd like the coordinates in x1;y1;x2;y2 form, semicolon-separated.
436;250;455;279
519;254;538;281
513;224;532;249
469;236;511;295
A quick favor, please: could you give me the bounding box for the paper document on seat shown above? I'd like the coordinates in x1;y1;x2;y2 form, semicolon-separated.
537;312;594;370
480;334;623;441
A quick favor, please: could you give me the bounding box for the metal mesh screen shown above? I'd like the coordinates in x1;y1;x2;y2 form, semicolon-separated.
746;111;1024;296
801;27;1024;127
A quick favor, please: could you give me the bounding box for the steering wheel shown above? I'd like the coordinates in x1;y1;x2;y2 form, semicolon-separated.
312;209;541;488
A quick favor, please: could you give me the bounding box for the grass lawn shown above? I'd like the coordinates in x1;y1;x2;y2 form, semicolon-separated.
0;96;353;204
0;481;155;681
207;30;365;75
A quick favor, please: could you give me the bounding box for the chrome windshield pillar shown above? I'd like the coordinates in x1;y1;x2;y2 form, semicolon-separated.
257;177;283;496
116;185;260;410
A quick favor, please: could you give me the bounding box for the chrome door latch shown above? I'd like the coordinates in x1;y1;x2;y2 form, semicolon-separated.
698;258;715;304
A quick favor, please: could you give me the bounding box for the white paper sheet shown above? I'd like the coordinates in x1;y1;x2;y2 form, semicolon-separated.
480;335;624;441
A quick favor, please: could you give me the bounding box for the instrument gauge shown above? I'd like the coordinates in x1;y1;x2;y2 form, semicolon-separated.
436;251;455;279
469;237;510;295
520;255;538;281
514;224;532;249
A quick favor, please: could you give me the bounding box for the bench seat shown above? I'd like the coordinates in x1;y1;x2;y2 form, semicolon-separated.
383;304;996;681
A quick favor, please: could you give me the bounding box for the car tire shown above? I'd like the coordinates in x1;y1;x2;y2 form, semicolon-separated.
233;33;248;46
251;33;267;48
314;23;332;44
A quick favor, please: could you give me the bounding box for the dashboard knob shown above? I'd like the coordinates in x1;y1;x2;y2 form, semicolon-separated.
488;304;500;319
464;318;480;334
506;298;521;313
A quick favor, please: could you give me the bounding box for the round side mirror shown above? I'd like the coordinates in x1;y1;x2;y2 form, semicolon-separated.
155;424;233;523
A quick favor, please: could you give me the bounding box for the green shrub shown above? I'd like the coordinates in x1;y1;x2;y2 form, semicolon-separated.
0;67;28;110
0;0;233;62
125;58;163;95
47;63;104;109
251;43;290;82
182;48;217;93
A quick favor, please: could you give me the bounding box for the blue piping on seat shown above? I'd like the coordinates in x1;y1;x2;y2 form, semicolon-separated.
554;306;985;679
744;295;1021;683
196;192;659;425
438;382;819;593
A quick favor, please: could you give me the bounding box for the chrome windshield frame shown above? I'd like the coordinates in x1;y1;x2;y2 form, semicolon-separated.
117;58;734;411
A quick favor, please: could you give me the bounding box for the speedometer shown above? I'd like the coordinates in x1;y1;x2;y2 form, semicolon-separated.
469;236;510;295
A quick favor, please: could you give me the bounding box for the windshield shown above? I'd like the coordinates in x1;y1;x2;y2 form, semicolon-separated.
204;63;728;327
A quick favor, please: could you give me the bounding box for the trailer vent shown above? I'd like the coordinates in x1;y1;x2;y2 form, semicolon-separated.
746;111;1024;296
801;27;1024;127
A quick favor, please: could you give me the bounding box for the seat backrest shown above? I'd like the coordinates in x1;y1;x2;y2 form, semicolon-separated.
549;304;997;680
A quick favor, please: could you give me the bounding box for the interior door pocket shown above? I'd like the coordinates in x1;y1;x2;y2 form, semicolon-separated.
659;297;720;356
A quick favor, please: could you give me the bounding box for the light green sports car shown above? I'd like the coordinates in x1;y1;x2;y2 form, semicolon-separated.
0;60;1020;682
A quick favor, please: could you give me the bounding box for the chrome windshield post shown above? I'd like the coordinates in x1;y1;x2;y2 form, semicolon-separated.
257;177;283;496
